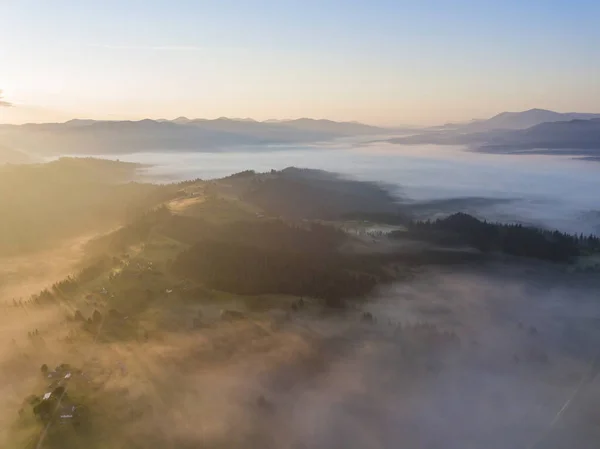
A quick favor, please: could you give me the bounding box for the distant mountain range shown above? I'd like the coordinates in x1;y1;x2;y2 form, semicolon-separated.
443;108;600;132
478;118;600;153
0;118;386;155
4;110;599;160
390;109;600;158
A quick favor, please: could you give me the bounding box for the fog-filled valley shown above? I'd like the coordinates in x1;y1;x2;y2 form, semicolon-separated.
57;136;600;236
0;154;599;449
4;0;600;444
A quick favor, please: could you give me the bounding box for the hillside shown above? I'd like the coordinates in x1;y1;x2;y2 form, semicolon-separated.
0;158;176;255
3;166;600;449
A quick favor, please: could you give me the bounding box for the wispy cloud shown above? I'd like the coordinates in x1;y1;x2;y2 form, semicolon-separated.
0;90;12;107
91;44;209;51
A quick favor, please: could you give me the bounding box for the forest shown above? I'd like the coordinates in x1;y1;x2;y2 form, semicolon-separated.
163;213;376;305
396;212;600;262
173;240;377;306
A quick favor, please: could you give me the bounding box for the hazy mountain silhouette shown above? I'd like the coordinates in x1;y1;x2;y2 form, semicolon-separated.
277;118;385;135
445;108;600;132
465;109;600;131
478;118;600;153
388;109;600;157
0;118;385;155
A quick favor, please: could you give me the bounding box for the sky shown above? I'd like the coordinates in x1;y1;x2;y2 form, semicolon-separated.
1;0;599;126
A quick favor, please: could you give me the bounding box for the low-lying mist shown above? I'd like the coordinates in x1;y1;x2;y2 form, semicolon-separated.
71;139;600;235
4;263;600;449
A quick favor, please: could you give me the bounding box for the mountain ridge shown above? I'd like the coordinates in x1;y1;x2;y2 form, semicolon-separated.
0;117;386;155
444;108;600;132
389;110;600;157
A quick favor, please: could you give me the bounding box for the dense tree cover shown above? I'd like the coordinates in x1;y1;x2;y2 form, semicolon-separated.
147;206;348;251
173;240;376;306
221;169;256;179
238;167;399;220
165;216;376;305
396;212;599;262
214;219;347;252
82;207;485;311
342;212;409;225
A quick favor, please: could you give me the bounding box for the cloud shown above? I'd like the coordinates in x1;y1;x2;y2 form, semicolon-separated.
91;44;208;51
90;44;245;53
0;90;12;107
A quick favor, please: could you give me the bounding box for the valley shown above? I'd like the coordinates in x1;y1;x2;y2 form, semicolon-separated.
2;161;600;449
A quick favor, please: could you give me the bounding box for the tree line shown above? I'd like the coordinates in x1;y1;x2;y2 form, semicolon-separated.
397;212;600;262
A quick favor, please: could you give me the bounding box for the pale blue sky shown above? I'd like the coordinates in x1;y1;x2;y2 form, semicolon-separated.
1;0;599;124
